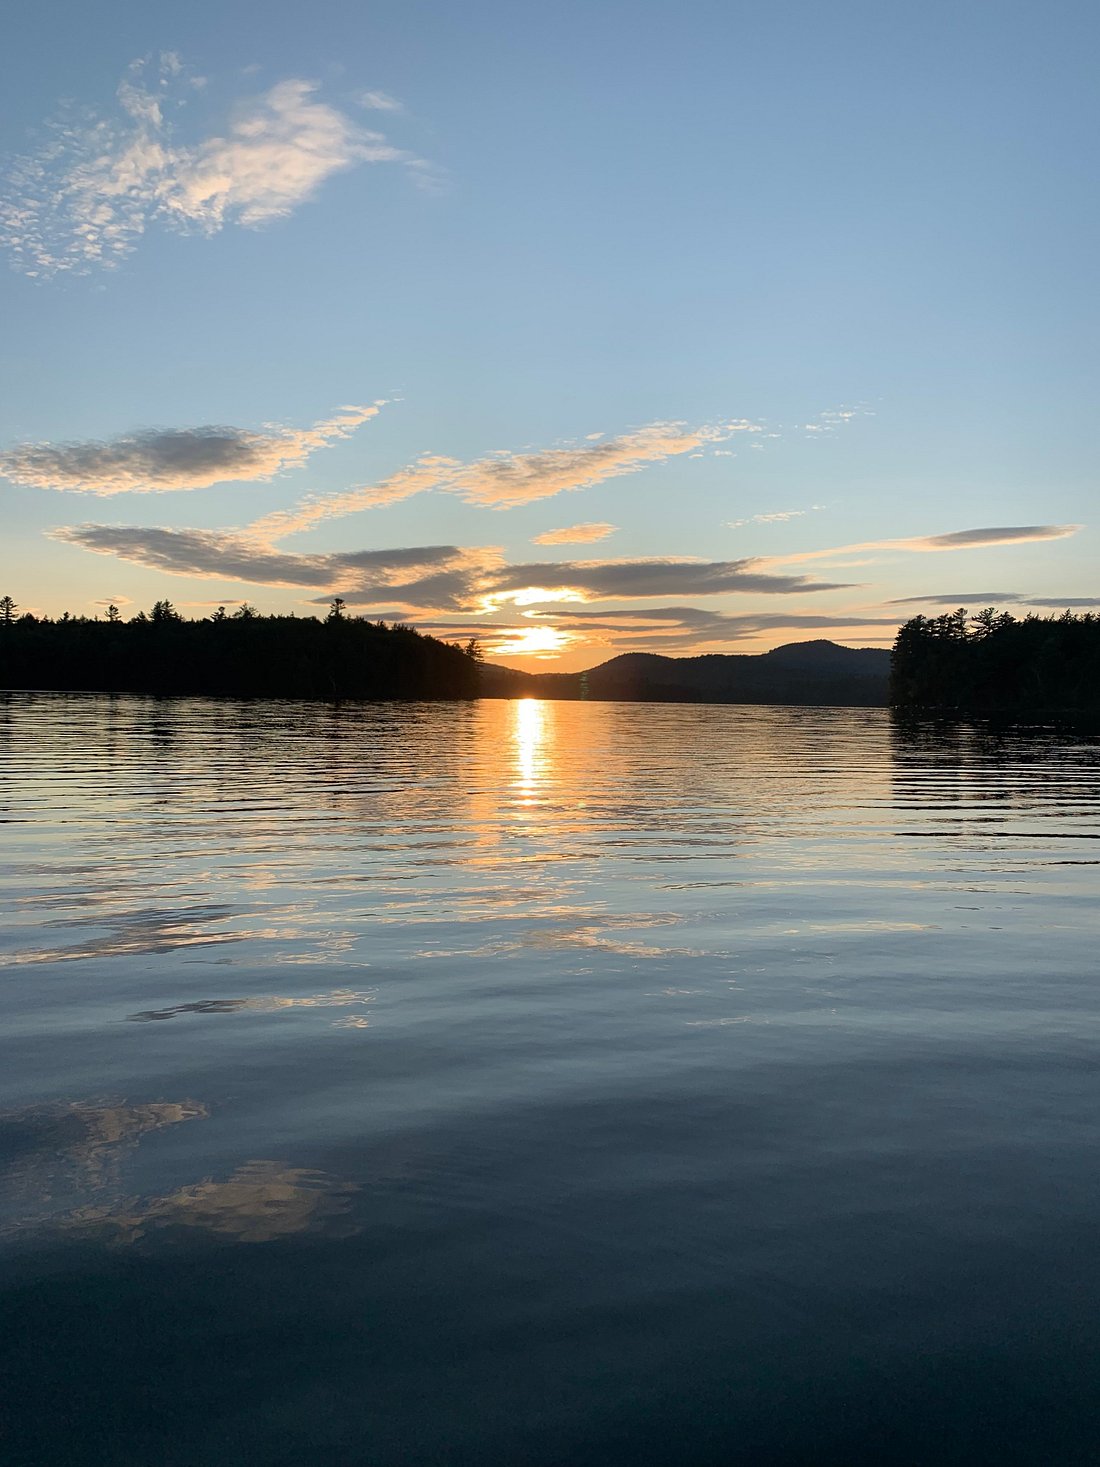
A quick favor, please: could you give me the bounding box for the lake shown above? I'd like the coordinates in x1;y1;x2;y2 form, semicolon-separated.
2;692;1099;1465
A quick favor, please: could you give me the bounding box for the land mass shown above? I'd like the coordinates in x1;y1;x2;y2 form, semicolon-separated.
890;608;1100;720
6;596;1095;718
482;640;891;706
0;600;481;701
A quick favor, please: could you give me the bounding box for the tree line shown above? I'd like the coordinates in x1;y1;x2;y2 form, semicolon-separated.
890;607;1100;718
0;596;482;701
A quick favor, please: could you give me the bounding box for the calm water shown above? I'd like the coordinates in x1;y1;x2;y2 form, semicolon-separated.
2;693;1099;1466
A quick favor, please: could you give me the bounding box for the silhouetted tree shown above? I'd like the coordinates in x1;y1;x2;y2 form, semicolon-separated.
0;592;481;702
326;597;346;623
0;595;16;625
891;608;1100;718
106;604;122;623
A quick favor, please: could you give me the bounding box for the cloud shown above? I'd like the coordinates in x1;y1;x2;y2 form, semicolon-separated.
771;524;1082;566
476;557;848;607
451;422;756;509
0;402;382;494
0;56;424;276
917;526;1081;551
728;507;823;528
244;454;460;540
54;523;479;594
802;406;873;435
358;90;403;112
56;520;845;613
50;413;872;619
886;591;1026;605
887;591;1100;609
405;605;900;655
531;522;617;545
245;419;763;538
531;605;894;634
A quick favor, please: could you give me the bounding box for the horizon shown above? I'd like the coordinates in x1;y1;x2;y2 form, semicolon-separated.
2;3;1097;671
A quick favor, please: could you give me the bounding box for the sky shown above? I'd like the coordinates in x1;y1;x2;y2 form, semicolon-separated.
1;0;1096;670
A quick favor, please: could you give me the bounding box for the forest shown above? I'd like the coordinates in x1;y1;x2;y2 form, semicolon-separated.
890;608;1100;718
0;596;481;701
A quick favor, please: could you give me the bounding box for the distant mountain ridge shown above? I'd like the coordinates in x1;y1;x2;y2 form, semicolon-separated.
481;639;891;706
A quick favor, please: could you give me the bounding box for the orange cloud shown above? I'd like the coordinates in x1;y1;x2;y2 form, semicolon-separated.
531;522;617;546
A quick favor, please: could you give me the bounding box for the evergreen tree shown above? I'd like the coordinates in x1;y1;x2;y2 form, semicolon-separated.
891;608;1100;717
0;592;482;701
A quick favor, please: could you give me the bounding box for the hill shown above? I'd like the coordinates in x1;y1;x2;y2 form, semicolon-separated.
481;640;891;706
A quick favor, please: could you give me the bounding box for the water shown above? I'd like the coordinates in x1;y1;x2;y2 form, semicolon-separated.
2;692;1099;1466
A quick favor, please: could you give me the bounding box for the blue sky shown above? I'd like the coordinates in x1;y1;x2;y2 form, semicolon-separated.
1;0;1096;667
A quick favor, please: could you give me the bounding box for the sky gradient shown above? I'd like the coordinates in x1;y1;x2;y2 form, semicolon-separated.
2;0;1096;669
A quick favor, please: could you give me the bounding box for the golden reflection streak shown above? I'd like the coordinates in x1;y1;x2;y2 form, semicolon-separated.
514;698;547;803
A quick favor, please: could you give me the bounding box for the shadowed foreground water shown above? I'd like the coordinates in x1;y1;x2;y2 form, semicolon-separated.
2;692;1099;1466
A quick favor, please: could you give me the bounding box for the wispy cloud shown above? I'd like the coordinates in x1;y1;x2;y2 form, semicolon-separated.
886;590;1027;605
245;419;761;538
914;526;1081;551
771;524;1081;565
0;402;382;494
357;90;403;113
531;522;617;545
888;590;1100;609
55;520;846;612
0;55;425;276
46;410;900;620
728;506;823;528
53;523;483;594
802;406;873;435
408;605;899;655
1027;596;1100;608
451;421;759;511
474;557;847;608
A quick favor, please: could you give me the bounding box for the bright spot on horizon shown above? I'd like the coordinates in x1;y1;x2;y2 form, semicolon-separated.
495;625;570;658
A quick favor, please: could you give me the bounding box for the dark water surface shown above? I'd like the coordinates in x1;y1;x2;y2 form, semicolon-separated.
2;693;1099;1465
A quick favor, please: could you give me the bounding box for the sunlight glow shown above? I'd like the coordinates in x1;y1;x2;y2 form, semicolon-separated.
514;698;547;797
510;587;585;607
494;625;570;658
480;586;586;612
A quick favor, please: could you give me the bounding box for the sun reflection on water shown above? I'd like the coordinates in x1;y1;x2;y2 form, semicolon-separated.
514;698;548;803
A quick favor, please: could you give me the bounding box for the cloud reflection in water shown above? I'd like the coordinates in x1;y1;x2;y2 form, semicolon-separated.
0;1097;358;1248
65;1161;359;1246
